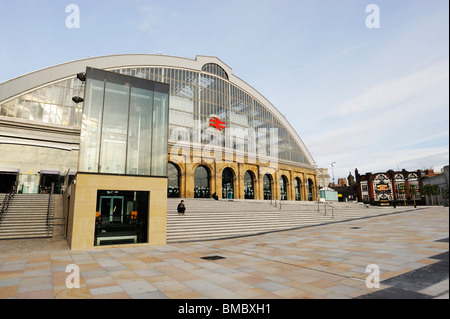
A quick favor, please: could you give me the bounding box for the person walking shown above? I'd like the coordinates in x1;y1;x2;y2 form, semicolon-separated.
177;200;186;215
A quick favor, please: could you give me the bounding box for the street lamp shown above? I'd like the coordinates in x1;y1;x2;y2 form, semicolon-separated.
331;162;336;186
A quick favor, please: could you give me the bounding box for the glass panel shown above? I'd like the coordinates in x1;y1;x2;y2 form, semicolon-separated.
7;101;15;117
0;104;7;116
151;91;169;176
78;78;105;173
127;87;153;175
100;81;130;174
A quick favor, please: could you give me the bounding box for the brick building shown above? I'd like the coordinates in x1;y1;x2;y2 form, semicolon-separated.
355;168;424;206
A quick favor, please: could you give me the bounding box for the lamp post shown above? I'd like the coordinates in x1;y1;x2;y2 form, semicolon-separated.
331;162;336;186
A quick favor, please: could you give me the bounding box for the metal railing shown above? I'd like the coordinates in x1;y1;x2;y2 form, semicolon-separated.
46;183;55;227
270;196;282;210
317;201;337;219
0;181;18;222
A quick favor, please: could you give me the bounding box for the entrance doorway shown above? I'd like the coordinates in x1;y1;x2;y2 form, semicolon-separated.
294;178;302;201
280;175;288;201
168;162;180;198
39;171;62;194
222;168;234;199
94;190;149;246
244;171;255;199
263;174;273;200
194;166;210;198
307;179;314;201
0;172;18;193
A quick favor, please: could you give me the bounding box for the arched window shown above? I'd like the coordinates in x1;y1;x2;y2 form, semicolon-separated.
222;167;235;199
244;171;255;200
194;166;210;198
263;174;273;200
201;63;229;80
168;162;180;198
280;175;288;201
307;179;314;201
294;177;302;201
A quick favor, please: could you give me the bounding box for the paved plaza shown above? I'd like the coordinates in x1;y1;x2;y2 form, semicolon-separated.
0;206;448;299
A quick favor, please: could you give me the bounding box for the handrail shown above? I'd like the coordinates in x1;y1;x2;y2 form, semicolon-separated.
46;183;54;227
0;180;18;221
317;200;336;219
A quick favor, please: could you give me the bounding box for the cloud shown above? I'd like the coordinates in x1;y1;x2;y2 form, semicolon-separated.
334;60;449;117
131;4;182;33
322;43;367;62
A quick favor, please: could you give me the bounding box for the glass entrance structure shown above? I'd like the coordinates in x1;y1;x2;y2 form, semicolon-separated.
79;67;169;177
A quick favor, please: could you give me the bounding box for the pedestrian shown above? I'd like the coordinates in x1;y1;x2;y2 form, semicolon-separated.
177;200;186;215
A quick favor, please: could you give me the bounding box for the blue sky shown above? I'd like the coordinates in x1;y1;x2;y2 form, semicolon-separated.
0;0;448;180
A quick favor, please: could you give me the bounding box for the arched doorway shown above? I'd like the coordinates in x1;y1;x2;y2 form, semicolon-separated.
294;177;302;201
307;178;314;201
168;162;180;198
280;175;288;200
263;174;273;200
222;167;235;199
194;165;210;198
244;171;255;199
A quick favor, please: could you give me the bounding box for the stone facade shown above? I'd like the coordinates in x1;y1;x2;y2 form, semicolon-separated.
64;173;167;250
169;148;318;202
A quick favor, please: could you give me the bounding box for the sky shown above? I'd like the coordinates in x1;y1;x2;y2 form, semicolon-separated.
0;0;448;181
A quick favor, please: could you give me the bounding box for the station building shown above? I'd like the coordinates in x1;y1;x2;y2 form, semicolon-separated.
0;55;318;249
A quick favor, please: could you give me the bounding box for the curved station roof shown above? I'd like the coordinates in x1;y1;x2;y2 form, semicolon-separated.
0;54;316;168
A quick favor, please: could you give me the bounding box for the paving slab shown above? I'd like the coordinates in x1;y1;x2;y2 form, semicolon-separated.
0;206;448;299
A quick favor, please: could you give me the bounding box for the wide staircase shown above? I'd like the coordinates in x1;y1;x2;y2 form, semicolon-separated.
0;193;54;240
166;198;391;243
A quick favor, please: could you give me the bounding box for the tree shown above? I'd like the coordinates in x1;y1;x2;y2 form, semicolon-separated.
423;184;441;205
442;188;449;206
433;185;441;206
398;183;407;206
422;184;434;205
409;184;418;208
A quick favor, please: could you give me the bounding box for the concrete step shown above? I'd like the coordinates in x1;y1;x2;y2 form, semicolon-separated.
165;199;391;243
0;233;52;240
0;193;54;240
